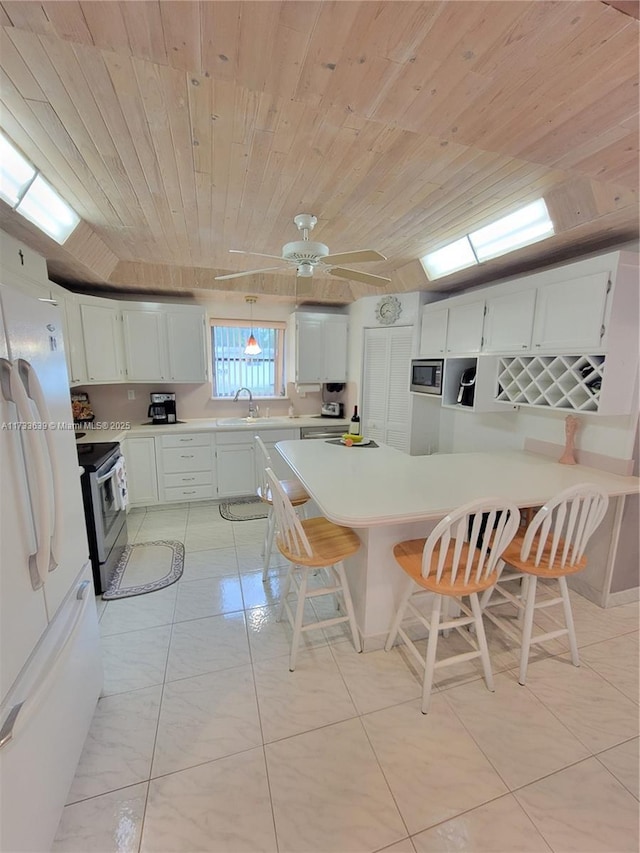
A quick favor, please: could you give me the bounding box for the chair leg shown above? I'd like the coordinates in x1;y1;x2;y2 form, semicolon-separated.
441;596;451;637
289;567;309;672
277;564;294;623
559;576;580;667
479;559;505;612
421;594;442;714
470;592;494;693
384;577;415;651
336;561;361;653
518;575;537;685
261;508;276;581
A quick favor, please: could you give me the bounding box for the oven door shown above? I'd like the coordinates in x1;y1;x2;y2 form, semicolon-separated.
92;455;126;562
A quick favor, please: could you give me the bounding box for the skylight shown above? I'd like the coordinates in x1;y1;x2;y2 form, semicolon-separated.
420;198;554;280
0;131;80;244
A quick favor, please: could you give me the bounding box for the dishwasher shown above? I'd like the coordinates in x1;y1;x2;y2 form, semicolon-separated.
300;424;346;440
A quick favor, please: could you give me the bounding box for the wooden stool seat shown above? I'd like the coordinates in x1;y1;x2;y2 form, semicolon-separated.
385;499;521;713
266;467;361;671
500;532;587;578
257;479;308;507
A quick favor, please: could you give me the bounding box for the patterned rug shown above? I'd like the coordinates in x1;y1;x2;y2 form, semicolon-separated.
103;540;184;600
219;496;269;522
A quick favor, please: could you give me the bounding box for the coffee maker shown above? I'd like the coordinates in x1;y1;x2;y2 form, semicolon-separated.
148;392;178;424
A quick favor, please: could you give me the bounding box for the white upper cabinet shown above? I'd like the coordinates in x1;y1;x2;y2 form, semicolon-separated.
123;310;167;381
289;312;348;384
483;289;536;353
80;302;124;382
419;306;448;356
166;311;207;382
61;296;88;385
118;305;208;383
445;300;485;354
531;272;610;353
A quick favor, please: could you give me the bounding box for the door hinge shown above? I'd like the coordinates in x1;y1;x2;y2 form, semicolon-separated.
483;304;487;316
606;279;612;294
481;336;484;347
600;324;606;340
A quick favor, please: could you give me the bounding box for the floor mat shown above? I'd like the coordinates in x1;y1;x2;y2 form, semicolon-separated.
219;496;269;521
103;540;184;600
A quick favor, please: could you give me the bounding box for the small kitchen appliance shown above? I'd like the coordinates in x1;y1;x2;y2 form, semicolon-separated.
410;359;444;396
147;392;178;424
321;401;344;418
457;366;477;407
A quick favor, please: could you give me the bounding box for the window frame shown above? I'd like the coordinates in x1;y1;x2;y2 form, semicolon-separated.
210;318;286;400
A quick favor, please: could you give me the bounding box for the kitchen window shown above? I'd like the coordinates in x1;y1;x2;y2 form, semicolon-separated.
211;321;286;398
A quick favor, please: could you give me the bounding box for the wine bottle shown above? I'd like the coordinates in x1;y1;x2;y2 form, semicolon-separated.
350;405;361;436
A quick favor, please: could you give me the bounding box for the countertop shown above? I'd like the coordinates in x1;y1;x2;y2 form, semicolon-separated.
275;442;640;528
74;415;351;445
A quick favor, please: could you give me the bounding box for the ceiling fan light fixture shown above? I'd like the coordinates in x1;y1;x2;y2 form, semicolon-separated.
297;262;314;277
243;296;262;356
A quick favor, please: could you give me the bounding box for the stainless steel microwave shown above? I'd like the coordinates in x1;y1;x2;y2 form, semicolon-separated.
410;359;444;395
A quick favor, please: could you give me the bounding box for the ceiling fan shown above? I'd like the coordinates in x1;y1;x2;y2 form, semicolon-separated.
214;214;391;288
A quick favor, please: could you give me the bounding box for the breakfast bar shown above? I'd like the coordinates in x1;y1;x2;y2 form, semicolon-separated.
276;441;640;649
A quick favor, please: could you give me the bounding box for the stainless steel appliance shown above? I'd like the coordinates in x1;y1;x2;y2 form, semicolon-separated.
147;391;178;425
410;359;444;395
300;424;346;440
457;366;476;407
321;401;344;417
77;442;128;594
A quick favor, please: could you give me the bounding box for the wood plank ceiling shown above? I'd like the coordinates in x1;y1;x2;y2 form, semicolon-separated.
0;1;637;304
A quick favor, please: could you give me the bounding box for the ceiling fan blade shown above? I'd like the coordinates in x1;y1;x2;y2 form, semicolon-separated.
329;267;391;287
323;249;387;265
229;249;285;261
214;266;290;281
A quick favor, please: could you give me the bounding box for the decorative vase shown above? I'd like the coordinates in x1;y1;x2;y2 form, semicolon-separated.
558;415;580;465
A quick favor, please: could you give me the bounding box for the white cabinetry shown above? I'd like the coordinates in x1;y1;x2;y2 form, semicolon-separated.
123;306;207;383
362;326;413;452
156;433;215;502
419;306;448;356
531;272;610;353
483;289;536;353
123;437;158;506
288;312;348;383
216;433;255;498
445;300;485;354
62;296;88;385
80;301;125;382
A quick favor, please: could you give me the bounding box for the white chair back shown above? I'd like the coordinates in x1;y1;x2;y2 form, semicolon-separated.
254;435;271;498
422;498;521;587
265;467;313;559
520;483;609;569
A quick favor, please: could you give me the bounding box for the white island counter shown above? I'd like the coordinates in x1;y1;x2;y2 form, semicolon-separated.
276;441;639;648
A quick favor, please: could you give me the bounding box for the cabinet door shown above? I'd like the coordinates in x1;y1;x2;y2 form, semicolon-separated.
124;438;158;506
166;311;207;382
322;316;348;381
384;327;413;452
295;315;323;382
80;304;123;381
362;328;389;442
63;298;87;385
122;310;167;381
446;301;485;354
532;272;610;352
419;307;448;355
483;290;536;353
216;445;256;497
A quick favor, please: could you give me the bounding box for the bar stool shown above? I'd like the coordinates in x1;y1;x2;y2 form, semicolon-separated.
254;436;309;581
265;467;361;671
481;483;609;685
385;499;521;713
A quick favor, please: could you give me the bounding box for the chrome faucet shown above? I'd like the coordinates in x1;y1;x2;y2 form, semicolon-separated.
233;387;258;418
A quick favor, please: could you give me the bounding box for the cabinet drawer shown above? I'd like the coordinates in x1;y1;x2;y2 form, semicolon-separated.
256;428;300;443
162;484;215;502
161;446;213;473
160;433;212;448
163;470;213;488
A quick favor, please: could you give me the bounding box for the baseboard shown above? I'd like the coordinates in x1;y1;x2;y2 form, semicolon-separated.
605;587;639;607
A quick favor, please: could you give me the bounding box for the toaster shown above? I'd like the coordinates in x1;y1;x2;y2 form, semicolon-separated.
321;402;344;417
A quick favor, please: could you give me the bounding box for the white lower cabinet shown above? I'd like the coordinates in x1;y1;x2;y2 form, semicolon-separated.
156;433;215;503
217;444;256;498
123;438;159;506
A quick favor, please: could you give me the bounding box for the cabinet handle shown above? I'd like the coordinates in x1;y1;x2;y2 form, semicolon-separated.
535;344;540;348
180;454;195;458
182;490;197;495
522;345;527;349
179;438;193;442
182;477;195;482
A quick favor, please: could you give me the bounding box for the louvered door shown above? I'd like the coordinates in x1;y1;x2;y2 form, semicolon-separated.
362;326;413;452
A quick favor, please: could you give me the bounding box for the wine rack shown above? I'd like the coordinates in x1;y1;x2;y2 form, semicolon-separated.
496;355;605;411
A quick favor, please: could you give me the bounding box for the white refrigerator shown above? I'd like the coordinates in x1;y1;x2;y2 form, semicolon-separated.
0;283;102;852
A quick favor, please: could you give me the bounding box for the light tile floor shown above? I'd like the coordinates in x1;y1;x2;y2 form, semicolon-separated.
54;504;639;853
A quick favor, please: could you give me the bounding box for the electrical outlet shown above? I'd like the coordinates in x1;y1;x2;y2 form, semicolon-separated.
127;389;135;400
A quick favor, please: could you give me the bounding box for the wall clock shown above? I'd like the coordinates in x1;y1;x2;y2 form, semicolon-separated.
375;295;402;326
